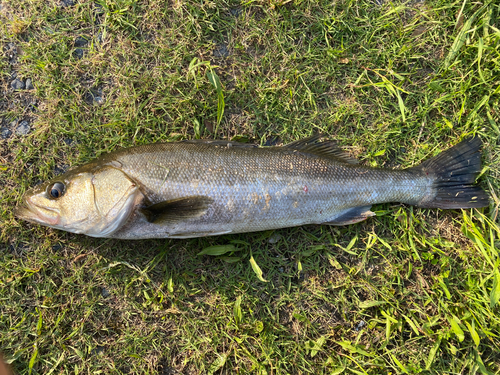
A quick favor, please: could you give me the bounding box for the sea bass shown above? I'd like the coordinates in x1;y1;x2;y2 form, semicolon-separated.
16;136;488;239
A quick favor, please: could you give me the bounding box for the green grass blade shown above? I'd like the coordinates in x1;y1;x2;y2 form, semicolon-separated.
490;270;500;308
206;70;225;131
442;3;489;70
249;253;268;282
443;15;474;70
233;295;243;325
28;345;38;375
425;337;442;370
396;90;406;122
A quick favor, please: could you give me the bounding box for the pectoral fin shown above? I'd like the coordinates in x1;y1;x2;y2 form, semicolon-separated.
323;206;375;226
141;196;214;224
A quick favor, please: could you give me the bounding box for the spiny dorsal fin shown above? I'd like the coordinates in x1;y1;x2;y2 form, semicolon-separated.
140;196;214;224
282;135;358;164
181;139;258;148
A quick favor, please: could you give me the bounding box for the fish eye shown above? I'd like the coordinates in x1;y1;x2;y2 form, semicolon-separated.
49;182;65;199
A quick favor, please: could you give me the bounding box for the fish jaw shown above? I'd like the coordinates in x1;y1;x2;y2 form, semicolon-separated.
15;195;60;227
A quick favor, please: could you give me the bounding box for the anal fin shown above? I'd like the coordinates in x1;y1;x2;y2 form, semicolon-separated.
323;205;375;226
141;196;214;224
168;230;232;239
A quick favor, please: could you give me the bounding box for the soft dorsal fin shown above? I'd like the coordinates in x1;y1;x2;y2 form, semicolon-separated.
282;135;358;164
140;196;214;224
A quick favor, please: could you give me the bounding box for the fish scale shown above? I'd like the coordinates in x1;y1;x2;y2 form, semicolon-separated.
106;142;428;238
16;136;489;239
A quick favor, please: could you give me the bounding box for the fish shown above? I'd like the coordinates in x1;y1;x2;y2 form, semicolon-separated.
15;135;489;239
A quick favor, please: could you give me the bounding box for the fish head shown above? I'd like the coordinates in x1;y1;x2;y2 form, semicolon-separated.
16;165;140;237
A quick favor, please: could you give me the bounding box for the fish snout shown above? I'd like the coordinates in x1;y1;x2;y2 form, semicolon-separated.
14;202;32;221
15;195;60;226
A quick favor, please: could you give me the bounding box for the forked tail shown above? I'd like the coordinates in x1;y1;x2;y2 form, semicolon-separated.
409;137;489;209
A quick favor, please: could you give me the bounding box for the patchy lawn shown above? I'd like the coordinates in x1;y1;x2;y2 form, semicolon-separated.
1;0;499;373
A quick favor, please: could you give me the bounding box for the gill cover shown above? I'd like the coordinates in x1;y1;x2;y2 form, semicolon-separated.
87;167;139;237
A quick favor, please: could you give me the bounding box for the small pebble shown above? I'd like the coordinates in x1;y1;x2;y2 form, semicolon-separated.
7;44;17;64
10;71;17;79
229;8;242;17
355;320;366;331
91;346;105;355
73;49;84;59
268;233;282;244
16;120;31;136
1;128;12;139
54;165;69;175
10;119;18;127
264;136;280;147
25;78;34;90
74;36;89;47
101;288;111;298
83;88;104;105
9;243;25;256
83;92;94;105
60;0;75;6
64;138;73;145
11;78;25;90
94;2;104;15
213;43;230;58
93;96;104;105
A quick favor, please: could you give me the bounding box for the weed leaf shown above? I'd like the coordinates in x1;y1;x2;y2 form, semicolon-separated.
197;245;236;256
465;320;480;347
305;336;326;358
359;300;386;309
448;316;465;342
208;353;227;375
249;254;268;282
326;253;342;269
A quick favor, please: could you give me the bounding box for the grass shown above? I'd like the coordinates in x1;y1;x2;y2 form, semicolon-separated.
1;0;499;373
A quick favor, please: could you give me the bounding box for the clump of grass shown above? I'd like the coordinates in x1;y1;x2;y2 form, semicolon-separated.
1;0;499;374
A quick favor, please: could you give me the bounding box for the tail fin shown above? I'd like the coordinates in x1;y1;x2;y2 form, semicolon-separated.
409;137;489;209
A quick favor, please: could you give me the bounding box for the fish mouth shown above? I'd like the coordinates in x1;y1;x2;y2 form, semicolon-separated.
15;197;60;226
